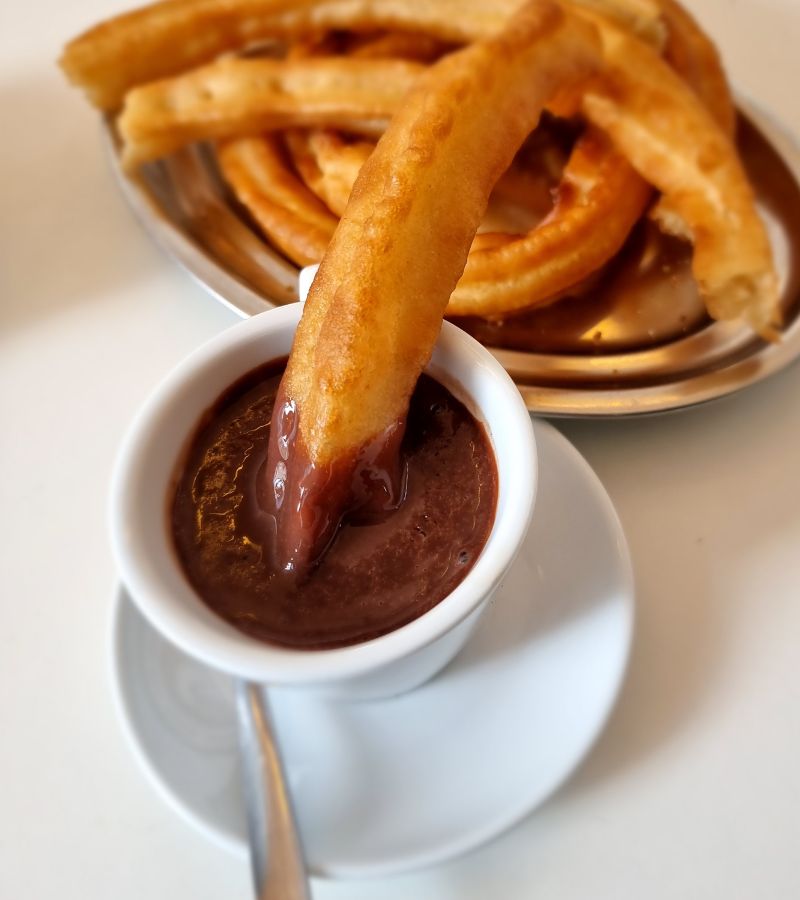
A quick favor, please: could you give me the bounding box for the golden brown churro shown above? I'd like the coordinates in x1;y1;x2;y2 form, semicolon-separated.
263;1;602;572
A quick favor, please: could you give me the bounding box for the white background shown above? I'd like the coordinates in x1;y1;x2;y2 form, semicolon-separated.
1;1;798;897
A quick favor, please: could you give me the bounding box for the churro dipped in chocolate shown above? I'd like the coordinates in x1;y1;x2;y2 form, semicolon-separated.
261;1;602;575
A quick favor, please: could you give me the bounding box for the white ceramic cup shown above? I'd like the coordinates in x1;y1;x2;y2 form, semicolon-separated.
109;303;536;699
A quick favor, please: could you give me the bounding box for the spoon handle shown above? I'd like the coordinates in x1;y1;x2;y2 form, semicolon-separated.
235;680;312;900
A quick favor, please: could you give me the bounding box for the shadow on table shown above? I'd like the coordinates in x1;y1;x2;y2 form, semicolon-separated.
551;370;800;794
0;72;159;335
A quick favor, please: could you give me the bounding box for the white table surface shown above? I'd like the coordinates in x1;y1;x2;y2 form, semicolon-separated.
2;1;799;897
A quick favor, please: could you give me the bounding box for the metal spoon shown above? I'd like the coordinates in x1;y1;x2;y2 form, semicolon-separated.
235;680;312;900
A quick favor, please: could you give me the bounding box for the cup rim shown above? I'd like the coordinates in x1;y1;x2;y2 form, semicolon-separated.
109;304;536;685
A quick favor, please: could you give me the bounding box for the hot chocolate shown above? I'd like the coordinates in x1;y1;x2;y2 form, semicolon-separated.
171;361;498;649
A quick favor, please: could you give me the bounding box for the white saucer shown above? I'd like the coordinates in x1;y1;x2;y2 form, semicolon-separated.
110;420;634;879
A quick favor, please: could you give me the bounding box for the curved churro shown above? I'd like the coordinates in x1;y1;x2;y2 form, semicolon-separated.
217;134;338;265
263;1;602;573
657;0;735;137
580;19;779;337
61;0;664;111
284;129;374;218
448;129;651;317
61;0;779;340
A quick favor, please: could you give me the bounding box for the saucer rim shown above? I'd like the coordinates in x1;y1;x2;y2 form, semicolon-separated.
108;419;635;878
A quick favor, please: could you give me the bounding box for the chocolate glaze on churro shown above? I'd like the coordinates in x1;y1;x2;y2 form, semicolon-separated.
171;362;497;649
263;383;407;576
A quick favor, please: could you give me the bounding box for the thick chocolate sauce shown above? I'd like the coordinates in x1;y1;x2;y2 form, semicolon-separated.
171;363;498;649
262;383;407;577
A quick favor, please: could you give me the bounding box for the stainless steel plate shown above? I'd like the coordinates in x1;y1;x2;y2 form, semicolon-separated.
105;98;800;416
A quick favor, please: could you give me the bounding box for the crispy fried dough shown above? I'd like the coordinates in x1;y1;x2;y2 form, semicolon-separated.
217;135;338;265
283;0;601;462
59;0;515;110
118;56;419;169
657;0;735;137
59;0;295;110
61;0;666;111
447;128;651;316
236;125;560;249
646;0;737;236
241;124;649;317
570;0;665;46
65;0;776;337
267;0;601;571
120;52;595;171
580;20;779;337
284;129;373;217
111;0;721;172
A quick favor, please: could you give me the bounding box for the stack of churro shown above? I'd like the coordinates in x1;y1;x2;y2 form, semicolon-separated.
62;0;779;337
61;0;781;565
